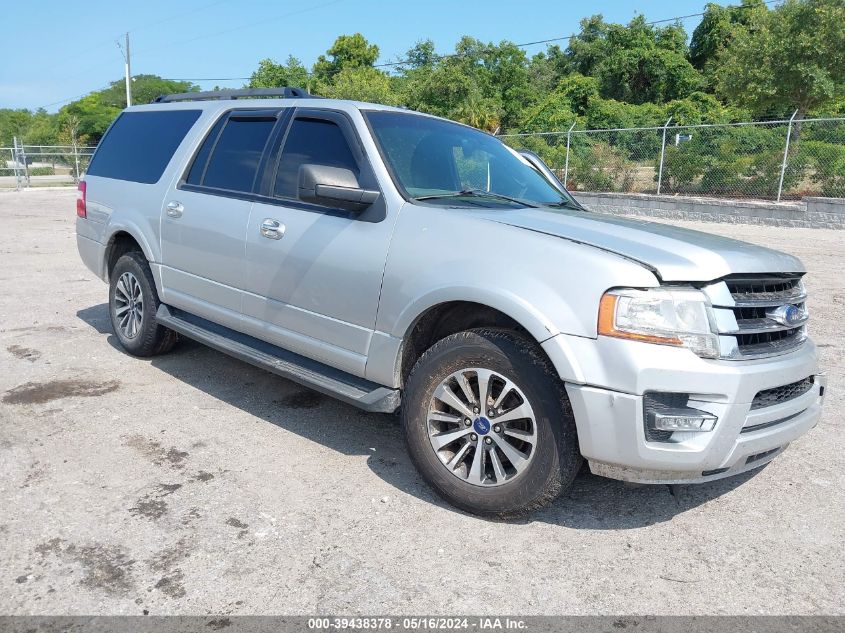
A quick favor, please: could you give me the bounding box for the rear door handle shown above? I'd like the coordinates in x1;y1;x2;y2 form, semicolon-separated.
166;201;183;218
260;219;285;240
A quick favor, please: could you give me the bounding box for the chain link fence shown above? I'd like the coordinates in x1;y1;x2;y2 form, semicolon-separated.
1;140;96;190
501;116;845;201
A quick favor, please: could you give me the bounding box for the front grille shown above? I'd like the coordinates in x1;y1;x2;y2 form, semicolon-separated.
734;327;804;355
751;376;814;410
725;276;804;304
706;274;808;359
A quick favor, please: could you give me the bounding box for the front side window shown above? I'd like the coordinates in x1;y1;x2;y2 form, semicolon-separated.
274;118;359;199
365;110;579;209
193;116;275;193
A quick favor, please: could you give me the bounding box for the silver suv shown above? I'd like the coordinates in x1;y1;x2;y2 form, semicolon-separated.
76;88;825;516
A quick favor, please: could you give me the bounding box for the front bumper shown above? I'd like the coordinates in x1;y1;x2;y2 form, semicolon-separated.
543;334;825;483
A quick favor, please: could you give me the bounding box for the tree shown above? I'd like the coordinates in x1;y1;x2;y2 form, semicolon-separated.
688;0;768;77
401;37;535;130
564;15;702;105
55;75;197;144
23;109;57;145
566;15;610;77
0;109;34;147
320;67;400;105
313;33;379;82
451;92;502;132
248;56;309;89
98;75;196;108
402;39;437;70
716;0;845;124
57;94;121;144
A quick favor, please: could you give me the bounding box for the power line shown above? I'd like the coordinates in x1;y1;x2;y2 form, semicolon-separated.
55;0;344;89
48;0;237;72
35;0;782;110
186;0;782;81
371;0;782;70
35;83;114;110
165;0;783;83
164;77;251;81
131;0;344;59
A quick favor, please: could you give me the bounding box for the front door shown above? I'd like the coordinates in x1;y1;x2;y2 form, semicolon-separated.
242;109;395;376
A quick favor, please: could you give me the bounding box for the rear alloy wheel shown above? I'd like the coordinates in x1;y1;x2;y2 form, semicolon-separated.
402;329;581;517
109;251;178;357
113;271;144;339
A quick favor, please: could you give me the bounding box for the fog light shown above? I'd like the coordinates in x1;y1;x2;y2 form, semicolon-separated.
649;409;717;432
643;392;718;442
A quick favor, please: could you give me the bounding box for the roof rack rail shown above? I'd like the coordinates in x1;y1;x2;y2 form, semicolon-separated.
153;87;313;103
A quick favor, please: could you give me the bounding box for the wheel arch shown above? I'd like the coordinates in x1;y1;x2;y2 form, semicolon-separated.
392;294;581;389
102;224;159;288
103;225;156;281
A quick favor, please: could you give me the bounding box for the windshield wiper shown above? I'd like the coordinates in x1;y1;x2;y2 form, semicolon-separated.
543;199;586;211
413;189;538;208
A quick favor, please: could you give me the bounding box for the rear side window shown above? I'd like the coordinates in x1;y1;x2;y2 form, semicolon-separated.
185;116;226;186
274;118;359;198
200;117;276;192
87;110;201;184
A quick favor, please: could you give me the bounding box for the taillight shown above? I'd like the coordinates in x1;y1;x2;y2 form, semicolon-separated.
76;181;87;218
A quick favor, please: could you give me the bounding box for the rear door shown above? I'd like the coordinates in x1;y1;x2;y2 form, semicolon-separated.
241;109;393;376
159;109;283;330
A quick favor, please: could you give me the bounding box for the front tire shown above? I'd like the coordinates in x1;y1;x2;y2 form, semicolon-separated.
402;329;581;517
109;251;177;357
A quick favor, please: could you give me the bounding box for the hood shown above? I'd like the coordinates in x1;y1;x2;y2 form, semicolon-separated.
476;207;804;282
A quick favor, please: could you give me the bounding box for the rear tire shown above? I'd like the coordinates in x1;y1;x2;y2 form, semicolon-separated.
109;251;178;357
402;329;581;517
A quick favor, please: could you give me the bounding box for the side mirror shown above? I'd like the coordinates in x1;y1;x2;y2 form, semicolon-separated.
517;149;568;194
298;164;380;213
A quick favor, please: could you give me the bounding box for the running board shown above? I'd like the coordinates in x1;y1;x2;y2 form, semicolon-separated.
155;305;400;413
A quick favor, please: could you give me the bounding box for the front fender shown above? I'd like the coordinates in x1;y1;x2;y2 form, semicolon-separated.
373;203;659;385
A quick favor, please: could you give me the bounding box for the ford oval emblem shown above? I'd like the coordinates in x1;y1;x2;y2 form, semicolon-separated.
767;304;806;327
473;417;491;435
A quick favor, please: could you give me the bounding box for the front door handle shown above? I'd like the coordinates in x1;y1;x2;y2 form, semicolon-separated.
260;219;285;240
166;201;183;218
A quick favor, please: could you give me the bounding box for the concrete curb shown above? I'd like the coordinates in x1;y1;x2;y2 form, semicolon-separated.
575;192;845;229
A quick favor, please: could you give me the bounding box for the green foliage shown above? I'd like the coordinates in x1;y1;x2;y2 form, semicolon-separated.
30;166;55;176
313;33;379;82
320;67;401;105
3;0;843;201
0;109;34;146
57;94;122;144
658;124;809;197
98;75;197;109
799;141;845;197
249;56;309;89
564;15;703;105
716;0;845;118
570;142;638;192
688;0;767;75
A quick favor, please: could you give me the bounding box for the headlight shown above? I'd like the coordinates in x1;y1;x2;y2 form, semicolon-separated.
598;287;719;359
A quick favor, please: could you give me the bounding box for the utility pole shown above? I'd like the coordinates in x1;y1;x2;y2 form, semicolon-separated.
118;32;132;107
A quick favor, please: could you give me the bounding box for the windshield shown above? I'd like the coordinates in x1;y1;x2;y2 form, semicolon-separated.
365;110;580;209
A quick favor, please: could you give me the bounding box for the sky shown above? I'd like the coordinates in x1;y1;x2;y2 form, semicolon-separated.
3;0;714;112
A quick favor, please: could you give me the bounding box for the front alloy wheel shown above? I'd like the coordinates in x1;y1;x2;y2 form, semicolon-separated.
428;368;537;486
402;329;582;517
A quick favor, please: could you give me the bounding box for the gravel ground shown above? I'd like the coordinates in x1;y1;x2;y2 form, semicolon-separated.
1;189;842;616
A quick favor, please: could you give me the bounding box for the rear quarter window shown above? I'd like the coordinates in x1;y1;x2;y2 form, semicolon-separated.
87;110;201;184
